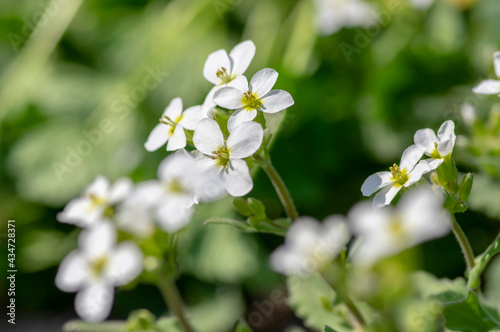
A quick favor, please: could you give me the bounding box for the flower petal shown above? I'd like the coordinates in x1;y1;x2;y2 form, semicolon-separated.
400;145;424;171
166;125;186;151
85;176;110;198
361;171;393;196
193;118;225;155
260;90;294;114
227;109;258;133
203;49;231;85
249;68;278;97
372;184;402;208
222;159;253;197
227;121;263;159
427;158;444;170
494;52;500;78
229;40;256;76
57;198;97;227
107;242;143;286
472;79;500;94
155;201;194;233
413;128;437;154
75;282;114;323
405;160;432;187
227;75;249;91
55;251;89;292
213;87;245;110
80;221;116;258
180;105;205;130
164;97;183;119
144;124;170;152
437;120;455;142
108;178;133;204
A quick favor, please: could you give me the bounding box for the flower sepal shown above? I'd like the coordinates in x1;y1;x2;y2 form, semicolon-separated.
436;154;459;194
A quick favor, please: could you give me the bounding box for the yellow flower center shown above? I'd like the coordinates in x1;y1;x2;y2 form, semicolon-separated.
242;90;262;111
166;178;186;194
430;142;442;159
90;256;108;278
389;163;409;186
159;115;183;137
216;67;235;84
87;194;108;212
211;146;231;168
388;216;408;244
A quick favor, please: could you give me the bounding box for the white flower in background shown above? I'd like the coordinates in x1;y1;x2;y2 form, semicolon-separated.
361;145;431;208
409;0;434;10
413;120;456;170
213;68;294;130
134;151;225;233
313;0;377;36
144;97;205;152
270;216;350;276
193;118;263;197
472;52;500;95
115;192;155;238
203;40;255;87
349;188;450;265
55;222;143;322
461;103;476;126
58;176;132;228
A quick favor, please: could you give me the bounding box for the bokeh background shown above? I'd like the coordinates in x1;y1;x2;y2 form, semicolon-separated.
1;0;500;331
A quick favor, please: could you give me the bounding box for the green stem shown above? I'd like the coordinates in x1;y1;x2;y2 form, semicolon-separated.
343;294;367;329
158;274;192;332
451;213;475;273
255;154;299;221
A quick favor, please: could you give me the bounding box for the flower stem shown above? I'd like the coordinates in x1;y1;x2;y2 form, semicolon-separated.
451;213;475;273
158;274;192;332
255;154;299;221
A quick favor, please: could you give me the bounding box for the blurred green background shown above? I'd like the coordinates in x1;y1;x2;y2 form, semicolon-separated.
1;0;500;331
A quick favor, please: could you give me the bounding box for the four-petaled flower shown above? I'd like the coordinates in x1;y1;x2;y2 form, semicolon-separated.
145;97;205;152
414;120;456;170
472;52;500;96
270;216;350;276
58;176;132;228
349;188;450;265
213;68;294;130
55;222;143;322
361;145;431;208
193;118;263;197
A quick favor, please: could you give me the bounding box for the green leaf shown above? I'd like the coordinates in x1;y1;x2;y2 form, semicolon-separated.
459;173;474;201
324;326;338;332
204;218;258;233
287;273;354;332
233;198;253;217
247;198;267;221
233;318;252;332
469;233;500;289
126;309;156;331
411;271;468;304
443;292;500;331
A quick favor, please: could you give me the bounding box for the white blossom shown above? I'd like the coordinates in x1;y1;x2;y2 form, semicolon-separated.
349;188;450;265
58;176;132;228
55;222;143;322
193;118;263;197
213;68;294;130
313;0;378;36
270;216;350;276
413;120;456;170
361;145;431;208
144;97;205;152
472;52;500;95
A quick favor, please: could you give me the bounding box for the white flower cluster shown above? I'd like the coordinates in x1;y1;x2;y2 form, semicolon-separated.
473;52;500;96
56;40;296;322
271;121;456;276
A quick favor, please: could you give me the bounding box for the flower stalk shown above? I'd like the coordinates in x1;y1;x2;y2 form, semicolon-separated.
451;213;475;274
158;274;192;332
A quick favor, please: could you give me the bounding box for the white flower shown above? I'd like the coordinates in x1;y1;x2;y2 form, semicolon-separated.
203;40;255;87
413;120;456;170
472;52;500;95
213;68;294;130
144;97;205;152
313;0;377;36
58;176;132;228
55;222;143;322
193;118;263;197
361;145;431;208
134;151;225;233
409;0;434;10
349;188;450;265
115;192;155;238
270;216;350;276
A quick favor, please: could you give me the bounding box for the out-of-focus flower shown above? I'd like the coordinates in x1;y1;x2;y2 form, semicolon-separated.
213;68;294;130
144;97;205;152
361;145;431;208
349;188;450;265
58;176;132;228
115;192;155;238
270;216;350;276
55;222;143;322
413;120;456;170
313;0;378;36
472;52;500;95
193;119;263;197
409;0;434;10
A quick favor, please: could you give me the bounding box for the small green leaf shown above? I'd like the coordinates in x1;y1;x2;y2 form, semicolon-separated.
443;292;500;331
233;318;252;332
324;326;338;332
126;309;156;331
469;234;500;289
247;198;267;221
204;218;257;233
233;198;253;217
459;173;474;201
